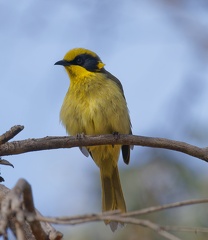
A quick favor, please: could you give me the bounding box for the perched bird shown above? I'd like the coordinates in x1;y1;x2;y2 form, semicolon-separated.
55;48;132;231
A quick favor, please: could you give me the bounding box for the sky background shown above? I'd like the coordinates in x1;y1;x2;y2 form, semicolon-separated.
1;0;208;237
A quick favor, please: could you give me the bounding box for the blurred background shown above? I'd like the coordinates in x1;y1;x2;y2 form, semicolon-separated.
1;0;208;239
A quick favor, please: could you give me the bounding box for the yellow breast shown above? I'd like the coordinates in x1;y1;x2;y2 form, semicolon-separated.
60;72;130;136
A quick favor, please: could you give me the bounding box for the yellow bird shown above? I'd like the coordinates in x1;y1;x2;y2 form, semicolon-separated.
55;48;132;231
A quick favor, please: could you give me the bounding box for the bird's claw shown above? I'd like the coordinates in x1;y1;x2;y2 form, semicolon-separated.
112;131;120;140
76;132;85;140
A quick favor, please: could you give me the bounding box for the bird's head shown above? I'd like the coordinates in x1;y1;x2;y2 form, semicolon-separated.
55;48;105;79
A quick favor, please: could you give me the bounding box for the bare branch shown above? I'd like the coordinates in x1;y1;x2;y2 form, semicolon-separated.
0;184;36;239
36;198;208;239
110;217;182;240
37;212;181;240
0;127;208;239
123;198;208;217
161;225;208;234
0;126;24;145
1;178;208;240
0;134;208;163
0;180;63;240
36;198;208;225
35;211;63;240
13;179;48;240
14;221;25;240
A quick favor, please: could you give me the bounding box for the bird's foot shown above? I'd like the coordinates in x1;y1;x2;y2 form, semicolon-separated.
76;132;85;140
111;132;120;148
76;133;89;157
112;131;120;140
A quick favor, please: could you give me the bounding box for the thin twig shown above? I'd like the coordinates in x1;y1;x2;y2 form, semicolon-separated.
110;216;182;240
161;225;208;233
36;196;207;225
122;198;208;217
0;125;24;145
37;214;181;240
36;198;208;239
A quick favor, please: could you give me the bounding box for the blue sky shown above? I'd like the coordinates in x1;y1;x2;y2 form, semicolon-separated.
1;0;208;235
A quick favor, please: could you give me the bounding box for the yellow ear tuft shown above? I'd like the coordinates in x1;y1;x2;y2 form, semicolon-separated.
97;61;105;69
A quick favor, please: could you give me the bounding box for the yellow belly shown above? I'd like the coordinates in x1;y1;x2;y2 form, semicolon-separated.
60;72;130;168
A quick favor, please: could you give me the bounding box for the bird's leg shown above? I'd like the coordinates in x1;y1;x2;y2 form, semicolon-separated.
76;133;90;157
112;131;120;140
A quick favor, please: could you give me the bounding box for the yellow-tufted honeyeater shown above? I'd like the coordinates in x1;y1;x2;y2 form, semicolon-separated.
55;48;132;231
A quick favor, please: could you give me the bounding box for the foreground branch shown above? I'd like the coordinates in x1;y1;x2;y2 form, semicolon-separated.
0;126;208;163
2;177;208;240
0;179;63;240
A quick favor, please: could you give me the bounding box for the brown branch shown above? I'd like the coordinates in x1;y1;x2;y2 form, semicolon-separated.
1;177;208;240
0;125;24;145
108;217;182;240
0;132;208;162
13;179;48;240
160;225;208;233
35;210;63;240
36;198;208;239
122;198;208;217
0;184;36;239
37;214;181;240
36;198;208;225
0;179;63;240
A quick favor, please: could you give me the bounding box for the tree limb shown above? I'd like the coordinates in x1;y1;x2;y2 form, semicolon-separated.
0;129;208;162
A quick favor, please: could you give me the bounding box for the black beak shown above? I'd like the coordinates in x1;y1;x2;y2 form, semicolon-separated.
54;60;71;66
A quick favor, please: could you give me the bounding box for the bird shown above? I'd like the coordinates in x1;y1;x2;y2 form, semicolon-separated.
55;48;132;231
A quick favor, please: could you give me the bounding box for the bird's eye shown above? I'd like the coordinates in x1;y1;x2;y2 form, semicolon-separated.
76;57;84;65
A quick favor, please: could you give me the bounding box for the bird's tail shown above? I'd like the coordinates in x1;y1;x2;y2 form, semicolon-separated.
100;165;126;231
